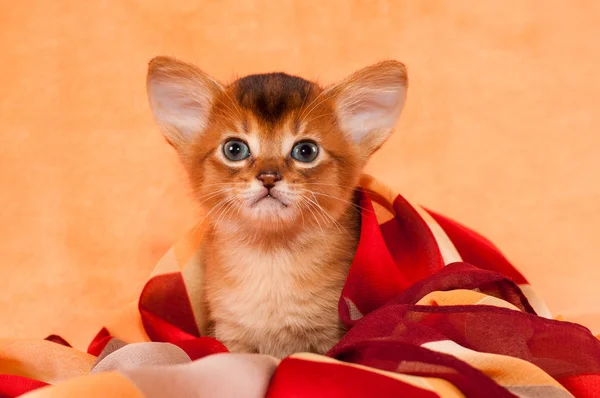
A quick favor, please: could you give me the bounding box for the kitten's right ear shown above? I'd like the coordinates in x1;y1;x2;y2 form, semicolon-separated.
326;60;407;159
146;56;223;150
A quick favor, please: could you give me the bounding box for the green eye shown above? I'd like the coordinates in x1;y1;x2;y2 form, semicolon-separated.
223;139;250;161
291;141;319;163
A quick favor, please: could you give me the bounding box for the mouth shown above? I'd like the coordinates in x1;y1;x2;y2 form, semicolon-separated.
252;193;288;208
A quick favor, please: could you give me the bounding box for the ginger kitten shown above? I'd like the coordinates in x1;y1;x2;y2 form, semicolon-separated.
146;57;407;358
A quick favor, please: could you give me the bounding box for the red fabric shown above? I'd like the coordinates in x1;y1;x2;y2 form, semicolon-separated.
44;334;72;347
127;191;600;395
87;321;227;361
87;327;112;356
0;375;48;398
138;272;200;342
139;308;199;342
339;191;445;324
382;195;445;284
558;374;600;397
330;265;600;381
385;262;535;314
338;190;406;320
28;189;600;396
266;357;438;398
173;337;229;360
425;209;527;284
330;340;515;397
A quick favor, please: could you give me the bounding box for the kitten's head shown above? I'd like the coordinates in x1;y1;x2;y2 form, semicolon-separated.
146;57;407;233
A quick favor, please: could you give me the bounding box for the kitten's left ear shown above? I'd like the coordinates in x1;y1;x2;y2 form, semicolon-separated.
327;60;407;157
146;56;224;151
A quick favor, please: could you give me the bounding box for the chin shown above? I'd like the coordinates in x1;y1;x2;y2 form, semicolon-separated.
247;197;298;227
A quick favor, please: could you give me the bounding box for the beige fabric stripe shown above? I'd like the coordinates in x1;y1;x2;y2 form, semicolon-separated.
505;384;574;398
92;338;128;366
359;174;398;213
150;247;179;277
414;205;463;265
123;353;279;398
173;224;209;272
358;174;462;265
518;284;552;318
371;200;395;224
475;295;522;311
0;339;95;384
416;289;521;312
344;297;365;320
422;340;568;390
90;342;191;375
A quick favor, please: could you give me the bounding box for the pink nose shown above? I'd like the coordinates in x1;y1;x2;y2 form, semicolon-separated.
256;171;282;189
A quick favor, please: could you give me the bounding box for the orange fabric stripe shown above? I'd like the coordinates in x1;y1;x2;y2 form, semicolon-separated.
21;372;144;398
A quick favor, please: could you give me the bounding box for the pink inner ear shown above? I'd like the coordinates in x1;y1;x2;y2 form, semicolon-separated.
339;87;406;144
148;79;210;138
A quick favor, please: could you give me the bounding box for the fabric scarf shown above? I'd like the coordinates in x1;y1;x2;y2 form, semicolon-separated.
2;175;599;397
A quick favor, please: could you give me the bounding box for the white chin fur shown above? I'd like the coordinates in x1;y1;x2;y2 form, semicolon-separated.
248;197;295;223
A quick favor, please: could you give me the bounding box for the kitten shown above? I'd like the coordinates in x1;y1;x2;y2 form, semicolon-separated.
146;57;407;358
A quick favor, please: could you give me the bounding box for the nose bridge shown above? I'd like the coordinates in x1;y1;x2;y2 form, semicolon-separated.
256;156;282;174
254;132;286;178
259;161;279;175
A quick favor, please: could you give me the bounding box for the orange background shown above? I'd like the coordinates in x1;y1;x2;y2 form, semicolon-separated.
1;1;599;349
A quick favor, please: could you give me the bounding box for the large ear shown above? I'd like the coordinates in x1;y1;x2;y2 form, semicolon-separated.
146;56;223;150
327;60;407;157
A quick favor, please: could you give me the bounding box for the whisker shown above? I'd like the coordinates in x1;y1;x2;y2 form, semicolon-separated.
194;196;236;235
296;201;306;229
298;88;327;121
297;84;311;117
301;111;338;126
213;197;239;228
189;198;228;236
303;197;343;241
299;197;324;234
193;189;235;208
197;197;238;241
310;191;373;214
305;193;358;244
295;188;373;214
288;182;364;191
191;182;249;190
304;194;340;232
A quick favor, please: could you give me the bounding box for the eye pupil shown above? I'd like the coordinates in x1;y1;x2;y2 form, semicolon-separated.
229;143;241;155
300;145;312;158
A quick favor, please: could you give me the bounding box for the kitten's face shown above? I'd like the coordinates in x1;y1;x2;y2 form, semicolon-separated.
183;75;361;231
147;58;407;233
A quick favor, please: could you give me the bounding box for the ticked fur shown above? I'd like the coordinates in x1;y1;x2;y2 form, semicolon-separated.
146;57;407;358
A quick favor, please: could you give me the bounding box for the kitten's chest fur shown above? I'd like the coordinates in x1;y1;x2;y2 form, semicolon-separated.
203;220;358;358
